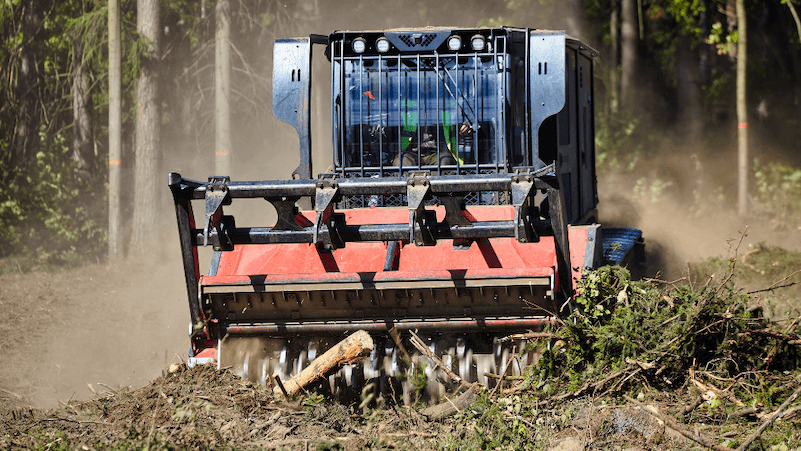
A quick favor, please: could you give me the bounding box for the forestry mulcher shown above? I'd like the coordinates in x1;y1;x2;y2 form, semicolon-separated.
169;27;643;400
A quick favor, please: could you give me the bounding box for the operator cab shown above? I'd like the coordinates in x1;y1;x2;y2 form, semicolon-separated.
274;27;598;223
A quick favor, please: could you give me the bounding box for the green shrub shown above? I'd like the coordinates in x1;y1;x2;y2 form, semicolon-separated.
0;127;106;270
754;159;801;224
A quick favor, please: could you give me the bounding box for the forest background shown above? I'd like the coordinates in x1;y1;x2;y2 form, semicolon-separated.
1;0;800;270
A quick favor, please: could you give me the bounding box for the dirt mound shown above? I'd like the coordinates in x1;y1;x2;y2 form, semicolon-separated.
0;364;454;450
0;363;723;450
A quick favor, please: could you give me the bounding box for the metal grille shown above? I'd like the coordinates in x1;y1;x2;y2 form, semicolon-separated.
332;35;508;182
398;33;437;47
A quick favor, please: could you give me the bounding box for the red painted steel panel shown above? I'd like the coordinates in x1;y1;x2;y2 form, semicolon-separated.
568;225;590;284
206;205;592;290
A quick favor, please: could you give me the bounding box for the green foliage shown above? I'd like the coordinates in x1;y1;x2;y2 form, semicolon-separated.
0;127;106;269
594;108;642;173
410;363;429;398
574;266;633;324
633;176;671;203
536;264;801;398
441;392;539;451
707;21;737;55
754;159;801;224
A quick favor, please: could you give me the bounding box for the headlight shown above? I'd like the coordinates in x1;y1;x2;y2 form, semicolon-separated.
470;35;486;51
447;35;462;51
376;37;390;53
351;37;367;54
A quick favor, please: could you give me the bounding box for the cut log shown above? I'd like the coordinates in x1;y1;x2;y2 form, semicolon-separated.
421;384;480;420
273;330;374;397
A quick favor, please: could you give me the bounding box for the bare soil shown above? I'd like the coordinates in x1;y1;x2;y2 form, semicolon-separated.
0;253;188;409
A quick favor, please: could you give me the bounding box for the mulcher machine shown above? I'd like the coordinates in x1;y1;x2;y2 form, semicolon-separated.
169;27;644;400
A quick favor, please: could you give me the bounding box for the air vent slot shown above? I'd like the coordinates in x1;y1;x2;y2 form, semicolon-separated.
385;31;449;52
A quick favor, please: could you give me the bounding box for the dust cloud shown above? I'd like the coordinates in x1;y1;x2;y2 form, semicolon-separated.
599;144;801;280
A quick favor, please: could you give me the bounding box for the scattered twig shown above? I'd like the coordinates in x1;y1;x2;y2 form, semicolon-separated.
681;394;706;417
504;414;537;428
658;313;681;327
498;331;553;342
624;395;735;451
381;431;437;438
483;373;524;380
41;416;112;426
97;383;117;393
780;405;801;421
714;227;748;297
740;248;764;275
408;331;465;386
735;384;801;451
0;388;22;399
387;326;411;361
489;347;516;398
728;406;759;420
691;368;745;407
747;280;799;295
598;367;642;398
58;401;80;416
626;357;656;370
272;374;289;398
590;367;630;397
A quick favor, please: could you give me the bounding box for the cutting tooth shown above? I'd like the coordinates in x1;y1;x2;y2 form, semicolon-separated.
219;327;547;404
308;340;318;361
365;343;381;380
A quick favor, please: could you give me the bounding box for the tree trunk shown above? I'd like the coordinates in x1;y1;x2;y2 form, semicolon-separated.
108;0;123;261
620;0;638;112
736;0;748;216
14;0;44;168
72;39;94;179
609;0;619;115
131;0;161;253
675;34;702;145
215;0;231;176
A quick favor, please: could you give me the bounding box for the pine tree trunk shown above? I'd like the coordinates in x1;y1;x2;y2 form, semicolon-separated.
108;0;122;261
215;0;231;176
14;0;44;168
72;39;94;179
131;0;161;253
609;0;619;115
736;0;748;216
620;0;638;112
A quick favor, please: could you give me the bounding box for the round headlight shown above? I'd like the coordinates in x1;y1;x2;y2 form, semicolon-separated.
376;37;390;53
470;35;486;51
447;35;462;51
351;37;367;54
